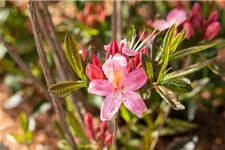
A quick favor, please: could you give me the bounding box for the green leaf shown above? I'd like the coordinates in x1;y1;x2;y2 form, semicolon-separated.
55;121;66;139
157;24;175;83
19;112;28;133
170;29;186;53
48;81;86;98
64;33;86;81
170;43;216;60
120;104;131;123
10;133;24;143
163;59;214;81
156;86;185;110
66;112;89;144
141;54;153;83
24;131;33;144
161;79;193;93
152;28;168;60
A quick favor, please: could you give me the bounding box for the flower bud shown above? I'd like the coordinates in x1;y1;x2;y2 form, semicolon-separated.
100;122;107;133
105;40;119;60
80;48;87;61
204;22;221;40
84;113;95;140
207;10;219;25
192;3;201;15
183;22;194;39
84;3;93;16
92;53;101;68
104;133;113;146
86;64;104;80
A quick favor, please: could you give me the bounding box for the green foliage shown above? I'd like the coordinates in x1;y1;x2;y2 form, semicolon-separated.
48;81;86;98
156;86;185;110
160;79;193;93
66;112;89;144
64;32;87;82
163;59;214;81
157;24;175;83
10;112;34;145
170;43;216;60
170;29;186;53
141;54;153;84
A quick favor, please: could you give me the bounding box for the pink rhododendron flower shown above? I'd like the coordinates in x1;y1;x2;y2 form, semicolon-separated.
88;54;147;121
152;8;187;31
204;22;221;40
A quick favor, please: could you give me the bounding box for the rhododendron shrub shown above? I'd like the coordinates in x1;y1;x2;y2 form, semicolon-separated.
48;24;216;148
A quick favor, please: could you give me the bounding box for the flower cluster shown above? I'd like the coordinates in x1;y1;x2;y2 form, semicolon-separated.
84;113;112;148
184;3;221;40
85;38;150;121
75;2;106;27
147;2;221;40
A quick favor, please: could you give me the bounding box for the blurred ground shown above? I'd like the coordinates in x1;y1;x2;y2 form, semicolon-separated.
0;81;59;150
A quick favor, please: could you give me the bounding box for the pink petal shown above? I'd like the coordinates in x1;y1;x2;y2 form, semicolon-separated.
122;45;136;56
102;54;127;87
88;79;113;96
123;68;147;91
152;19;169;31
122;90;147;117
101;93;122;121
167;9;187;27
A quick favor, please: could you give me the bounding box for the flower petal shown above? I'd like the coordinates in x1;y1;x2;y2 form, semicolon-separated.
101;93;122;121
167;9;187;27
88;79;113;96
152;19;169;31
102;54;127;87
122;90;147;117
123;68;147;91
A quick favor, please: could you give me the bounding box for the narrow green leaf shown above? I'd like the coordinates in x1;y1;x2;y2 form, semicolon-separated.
141;54;153;83
64;33;86;81
10;133;24;143
55;121;66;139
170;43;216;60
163;59;214;81
161;79;193;93
170;29;186;53
120;104;131;123
66;112;89;144
48;81;86;98
156;86;185;110
152;28;168;60
19;112;28;133
157;24;176;83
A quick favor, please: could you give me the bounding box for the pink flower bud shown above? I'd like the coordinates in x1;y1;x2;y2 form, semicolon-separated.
92;53;101;68
207;10;219;25
183;22;194;39
81;48;87;61
104;133;113;146
86;15;95;27
84;113;95;140
204;22;221;40
86;64;104;80
100;122;107;133
84;3;93;16
96;132;104;141
105;40;119;60
192;3;201;15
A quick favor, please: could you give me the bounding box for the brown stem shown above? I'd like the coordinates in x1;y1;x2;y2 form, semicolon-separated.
112;113;118;150
0;34;51;101
28;1;78;149
38;2;85;126
149;107;171;150
111;1;122;149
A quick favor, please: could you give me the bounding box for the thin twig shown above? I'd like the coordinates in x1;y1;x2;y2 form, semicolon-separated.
111;1;122;149
28;1;78;149
39;2;85;126
112;112;119;150
0;34;51;101
149;107;171;150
